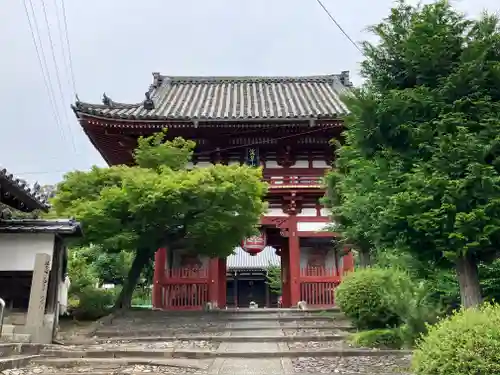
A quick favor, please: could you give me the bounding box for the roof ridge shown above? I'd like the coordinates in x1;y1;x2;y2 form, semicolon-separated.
158;74;341;84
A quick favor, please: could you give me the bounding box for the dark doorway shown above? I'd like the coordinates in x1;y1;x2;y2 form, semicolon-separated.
237;279;266;307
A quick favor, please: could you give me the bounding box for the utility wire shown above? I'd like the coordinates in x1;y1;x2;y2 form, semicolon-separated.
60;0;78;95
53;0;73;96
21;0;65;143
314;0;363;54
40;0;77;153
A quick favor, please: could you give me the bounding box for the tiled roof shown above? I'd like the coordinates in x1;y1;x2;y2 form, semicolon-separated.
73;73;352;121
0;167;50;212
0;219;83;237
227;246;280;270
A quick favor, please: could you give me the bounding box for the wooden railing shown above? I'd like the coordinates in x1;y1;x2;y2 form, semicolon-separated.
263;175;324;188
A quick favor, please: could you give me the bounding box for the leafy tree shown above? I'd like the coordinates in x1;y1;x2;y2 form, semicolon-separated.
326;0;500;307
265;264;282;295
52;130;267;309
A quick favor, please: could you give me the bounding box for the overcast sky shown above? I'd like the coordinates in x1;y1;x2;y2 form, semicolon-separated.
0;0;497;185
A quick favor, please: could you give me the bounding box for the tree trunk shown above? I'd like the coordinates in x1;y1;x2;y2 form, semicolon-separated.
359;249;372;268
455;253;482;308
114;249;152;310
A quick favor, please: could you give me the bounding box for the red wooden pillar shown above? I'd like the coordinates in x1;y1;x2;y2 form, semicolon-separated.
280;248;290;307
218;258;227;308
288;216;301;307
208;258;220;307
153;247;167;309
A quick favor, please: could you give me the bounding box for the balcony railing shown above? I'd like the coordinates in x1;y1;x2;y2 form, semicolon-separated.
263;175;324;189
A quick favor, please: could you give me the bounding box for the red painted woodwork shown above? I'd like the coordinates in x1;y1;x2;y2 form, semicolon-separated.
287;216;301;307
300;282;338;306
264;175;323;189
152;247;166;308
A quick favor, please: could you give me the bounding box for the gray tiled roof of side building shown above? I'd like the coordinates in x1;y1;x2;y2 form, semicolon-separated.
72;73;353;121
0;218;83;237
0;167;50;212
227;246;280;271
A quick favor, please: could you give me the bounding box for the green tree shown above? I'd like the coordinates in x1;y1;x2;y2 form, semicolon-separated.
326;0;500;307
52;130;267;309
265;264;282;295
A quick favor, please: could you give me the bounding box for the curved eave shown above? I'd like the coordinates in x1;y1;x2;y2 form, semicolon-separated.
73;106;345;123
0;173;50;213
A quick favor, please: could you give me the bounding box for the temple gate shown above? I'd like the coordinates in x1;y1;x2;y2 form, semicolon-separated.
72;72;356;310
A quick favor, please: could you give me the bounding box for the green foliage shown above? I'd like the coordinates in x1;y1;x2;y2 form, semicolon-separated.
412;302;500;375
349;328;404;349
325;0;500;307
69;287;114;321
335;267;401;329
265;265;282;295
67;246;98;293
52;129;267;308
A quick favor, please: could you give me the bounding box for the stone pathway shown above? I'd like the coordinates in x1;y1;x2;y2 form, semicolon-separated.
209;315;288;375
0;309;413;374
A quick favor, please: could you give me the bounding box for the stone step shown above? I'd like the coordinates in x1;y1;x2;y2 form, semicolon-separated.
31;356;212;370
41;347;411;359
91;334;349;343
94;325;354;337
0;354;40;371
225;315;345;322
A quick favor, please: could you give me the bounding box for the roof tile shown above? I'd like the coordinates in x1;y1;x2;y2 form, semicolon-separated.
0;219;83;237
73;74;352;121
227;246;280;270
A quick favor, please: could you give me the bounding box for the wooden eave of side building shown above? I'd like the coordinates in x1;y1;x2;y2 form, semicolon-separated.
0;218;83;238
0;168;50;213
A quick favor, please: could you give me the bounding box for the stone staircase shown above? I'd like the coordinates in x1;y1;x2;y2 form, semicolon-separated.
0;308;412;374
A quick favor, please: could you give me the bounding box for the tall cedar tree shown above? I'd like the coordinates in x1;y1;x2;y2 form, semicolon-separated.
325;0;500;307
51;130;267;308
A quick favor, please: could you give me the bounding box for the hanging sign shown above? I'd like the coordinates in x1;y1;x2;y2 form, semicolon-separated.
241;230;267;256
245;147;260;167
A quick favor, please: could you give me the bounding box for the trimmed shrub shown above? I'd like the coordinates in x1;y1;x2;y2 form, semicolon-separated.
349;328;404;349
335;267;403;329
412;303;500;375
69;287;114;321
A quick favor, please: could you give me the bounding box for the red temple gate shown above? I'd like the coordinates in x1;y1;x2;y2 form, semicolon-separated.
72;72;357;310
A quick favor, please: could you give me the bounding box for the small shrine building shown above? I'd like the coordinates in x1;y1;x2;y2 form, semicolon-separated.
72;73;355;310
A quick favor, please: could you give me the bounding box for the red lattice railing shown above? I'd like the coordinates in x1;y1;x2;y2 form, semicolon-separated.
264;175;323;188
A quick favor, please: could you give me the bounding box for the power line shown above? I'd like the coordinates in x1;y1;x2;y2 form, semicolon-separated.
60;0;78;95
21;0;65;143
52;0;72;95
314;0;363;54
40;0;77;153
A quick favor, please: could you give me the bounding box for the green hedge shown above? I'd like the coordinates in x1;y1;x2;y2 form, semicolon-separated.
412;303;500;375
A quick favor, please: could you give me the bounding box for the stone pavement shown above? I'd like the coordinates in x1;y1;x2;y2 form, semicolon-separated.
0;309;413;374
209;315;289;375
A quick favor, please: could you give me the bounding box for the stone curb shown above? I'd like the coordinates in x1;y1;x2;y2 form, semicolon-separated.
225;315;345;322
0;343;18;357
31;357;211;370
127;307;341;314
41;348;412;359
94;325;355;337
90;334;349;343
0;355;40;371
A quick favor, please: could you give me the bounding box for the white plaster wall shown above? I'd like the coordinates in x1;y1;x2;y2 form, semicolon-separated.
289;160;309;168
297;221;330;232
264;208;288;217
0;233;55;271
297;208;317;217
312;160;329;168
